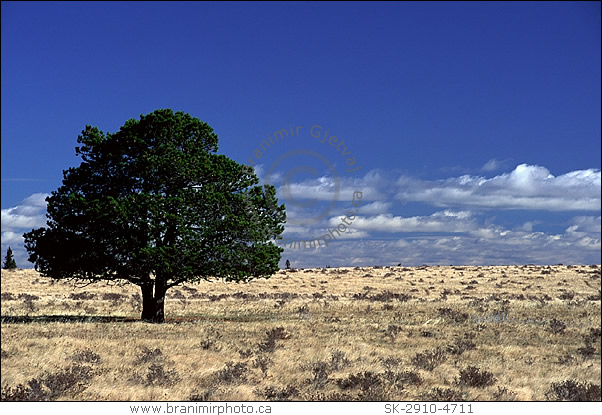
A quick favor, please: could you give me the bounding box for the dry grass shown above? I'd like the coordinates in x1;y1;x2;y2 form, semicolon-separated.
1;264;600;401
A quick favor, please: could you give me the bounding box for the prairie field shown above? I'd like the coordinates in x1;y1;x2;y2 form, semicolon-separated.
1;264;601;401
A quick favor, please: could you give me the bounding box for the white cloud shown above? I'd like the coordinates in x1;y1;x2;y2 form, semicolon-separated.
569;216;602;234
276;176;382;203
6;161;602;270
268;163;600;267
481;158;512;172
1;231;25;246
396;164;601;211
358;201;392;215
1;193;49;268
281;218;601;268
261;164;600;220
1;193;48;232
337;210;476;234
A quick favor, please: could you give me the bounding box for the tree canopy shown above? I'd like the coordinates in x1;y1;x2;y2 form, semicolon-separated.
24;109;286;322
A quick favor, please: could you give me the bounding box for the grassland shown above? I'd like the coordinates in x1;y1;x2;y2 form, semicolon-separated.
1;264;600;401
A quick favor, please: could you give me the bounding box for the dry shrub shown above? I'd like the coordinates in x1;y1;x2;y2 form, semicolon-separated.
189;386;217;401
214;361;248;384
297;304;310;318
144;363;180;387
547;318;567;335
584;327;601;343
258;327;290;353
383;370;423;387
1;364;94;401
492;386;517;401
253;355;273;377
101;293;126;305
335;369;420;400
384;324;403;341
353;291;412;302
337;371;382;390
545;380;601;401
199;328;223;351
18;294;39;312
422;387;465;401
558;291;576;300
302;351;351;390
171;290;185;300
446;337;476;355
455;366;496;388
336;371;391;401
69;292;96;300
411;347;447;371
181;285;198;294
69;348;101;365
37;364;94;399
256;385;299;401
135;347;163;364
380;357;402;371
329;350;351;371
238;348;254;359
1;292;16;301
306;361;331;389
438;307;469;323
577;343;597;358
556;354;576;365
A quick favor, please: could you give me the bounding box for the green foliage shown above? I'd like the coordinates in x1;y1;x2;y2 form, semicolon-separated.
3;246;17;270
23;109;286;321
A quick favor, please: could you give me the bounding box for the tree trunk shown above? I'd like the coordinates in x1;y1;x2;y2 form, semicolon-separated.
140;279;168;323
153;278;167;323
140;283;155;321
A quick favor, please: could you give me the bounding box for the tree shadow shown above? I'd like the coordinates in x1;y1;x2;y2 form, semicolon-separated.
0;315;139;324
1;313;286;324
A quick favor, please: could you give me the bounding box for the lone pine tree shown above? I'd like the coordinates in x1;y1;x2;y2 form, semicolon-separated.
3;246;17;270
24;109;286;322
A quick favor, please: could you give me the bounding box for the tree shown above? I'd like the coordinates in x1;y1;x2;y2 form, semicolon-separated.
3;247;17;270
24;109;286;322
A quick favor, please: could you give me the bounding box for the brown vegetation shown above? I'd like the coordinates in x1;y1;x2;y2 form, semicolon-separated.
1;265;601;401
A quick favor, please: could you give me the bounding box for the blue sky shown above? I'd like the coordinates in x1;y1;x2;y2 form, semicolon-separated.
2;1;600;268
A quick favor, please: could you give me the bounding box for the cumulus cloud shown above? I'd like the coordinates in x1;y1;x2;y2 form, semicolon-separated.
336;210;476;234
358;201;392;215
263;163;600;213
396;164;601;211
481;158;512;172
277;176;382;203
6;162;601;269
255;166;388;205
1;193;49;268
569;216;602;234
257;163;601;267
281;217;601;268
1;193;48;232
